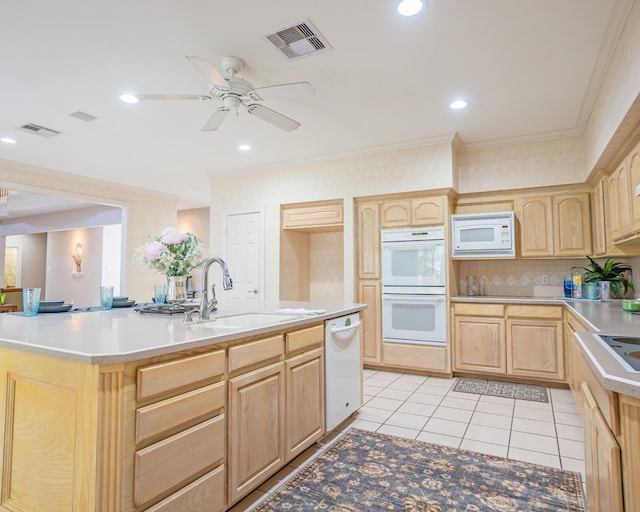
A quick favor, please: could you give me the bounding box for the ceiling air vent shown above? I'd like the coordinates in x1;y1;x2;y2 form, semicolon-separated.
69;111;98;122
264;18;332;60
17;123;61;138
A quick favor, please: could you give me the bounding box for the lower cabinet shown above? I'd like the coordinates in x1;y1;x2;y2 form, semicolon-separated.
453;302;506;375
228;361;286;504
359;280;382;364
285;347;325;461
453;302;565;383
506;307;564;381
582;382;623;512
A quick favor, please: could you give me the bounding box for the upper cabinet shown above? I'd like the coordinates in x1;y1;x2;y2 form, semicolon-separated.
380;196;445;228
516;192;591;257
591;178;607;256
282;201;343;232
607;137;640;244
357;202;380;280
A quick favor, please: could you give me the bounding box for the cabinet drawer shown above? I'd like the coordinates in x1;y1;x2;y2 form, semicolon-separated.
137;350;225;401
228;335;283;373
144;465;225;512
134;415;225;507
454;302;504;317
506;304;563;319
136;381;225;444
286;324;323;354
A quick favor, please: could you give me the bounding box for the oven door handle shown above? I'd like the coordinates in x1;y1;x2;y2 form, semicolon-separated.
382;294;446;302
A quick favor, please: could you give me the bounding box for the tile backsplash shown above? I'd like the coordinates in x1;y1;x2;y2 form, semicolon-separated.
458;257;638;298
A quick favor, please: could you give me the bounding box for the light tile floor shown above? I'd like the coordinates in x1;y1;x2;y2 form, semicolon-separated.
230;369;585;511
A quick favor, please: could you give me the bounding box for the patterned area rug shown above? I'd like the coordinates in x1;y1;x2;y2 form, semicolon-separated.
253;428;584;511
452;377;549;402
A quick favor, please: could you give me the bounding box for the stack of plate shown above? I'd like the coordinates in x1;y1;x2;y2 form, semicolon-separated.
112;296;136;308
39;300;73;313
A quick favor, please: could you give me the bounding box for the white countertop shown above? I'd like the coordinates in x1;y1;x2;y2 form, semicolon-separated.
0;302;365;364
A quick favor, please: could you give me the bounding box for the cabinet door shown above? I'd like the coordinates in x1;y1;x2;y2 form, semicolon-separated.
553;193;592;256
582;383;623;512
454;316;505;374
282;204;343;231
517;196;554;257
228;362;285;504
629;140;640;233
608;162;633;240
359;280;381;363
506;318;564;381
285;348;325;462
357;202;380;279
380;200;411;227
591;179;607;256
411;197;444;226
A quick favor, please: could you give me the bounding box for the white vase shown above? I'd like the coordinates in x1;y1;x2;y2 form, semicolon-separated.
166;275;187;303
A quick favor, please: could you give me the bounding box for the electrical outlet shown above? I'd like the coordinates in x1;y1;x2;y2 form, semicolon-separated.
541;274;549;285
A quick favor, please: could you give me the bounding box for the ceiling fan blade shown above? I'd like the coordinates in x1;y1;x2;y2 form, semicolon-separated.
251;82;315;101
136;94;211;101
185;55;227;87
246;104;300;132
201;107;229;131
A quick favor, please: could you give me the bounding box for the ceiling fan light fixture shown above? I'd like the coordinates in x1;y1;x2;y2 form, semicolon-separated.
119;94;139;104
397;0;424;16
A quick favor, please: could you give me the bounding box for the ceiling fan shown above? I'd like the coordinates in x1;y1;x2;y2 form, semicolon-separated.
129;55;315;132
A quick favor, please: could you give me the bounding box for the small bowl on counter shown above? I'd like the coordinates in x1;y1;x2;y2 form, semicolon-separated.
622;299;640;313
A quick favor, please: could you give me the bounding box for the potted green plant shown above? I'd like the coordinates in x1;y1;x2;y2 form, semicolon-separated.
573;256;634;298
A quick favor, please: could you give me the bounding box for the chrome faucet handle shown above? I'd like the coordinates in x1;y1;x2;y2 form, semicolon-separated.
183;308;200;324
210;283;217;306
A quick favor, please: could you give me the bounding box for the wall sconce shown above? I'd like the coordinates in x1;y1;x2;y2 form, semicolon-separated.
72;242;84;273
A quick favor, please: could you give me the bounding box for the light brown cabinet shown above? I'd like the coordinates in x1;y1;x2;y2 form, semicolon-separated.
357;201;380;280
285;347;324;461
380;197;445;228
228;361;285;504
134;350;227;511
359;280;382;364
516;193;591;257
282;202;343;231
453;303;565;383
591;178;608;256
284;325;325;461
506;305;564;382
453;303;506;375
582;382;623;512
228;326;325;506
608;160;633;241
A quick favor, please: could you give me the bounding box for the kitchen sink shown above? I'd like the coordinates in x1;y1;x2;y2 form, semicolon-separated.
198;312;302;329
597;335;640;372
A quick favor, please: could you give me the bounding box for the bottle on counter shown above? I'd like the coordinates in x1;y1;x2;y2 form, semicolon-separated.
572;273;584;299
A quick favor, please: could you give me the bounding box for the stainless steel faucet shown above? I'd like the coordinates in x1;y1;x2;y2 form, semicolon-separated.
199;257;233;320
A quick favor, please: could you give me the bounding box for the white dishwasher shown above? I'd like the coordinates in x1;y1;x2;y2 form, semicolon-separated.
325;313;362;430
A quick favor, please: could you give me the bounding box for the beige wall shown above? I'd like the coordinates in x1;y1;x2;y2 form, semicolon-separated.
0;159;177;301
584;0;640;174
210;142;454;305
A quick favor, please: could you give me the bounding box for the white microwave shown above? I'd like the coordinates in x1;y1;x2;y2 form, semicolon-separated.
451;212;515;258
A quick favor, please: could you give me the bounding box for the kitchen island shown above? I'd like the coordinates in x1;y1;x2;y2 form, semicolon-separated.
0;303;364;512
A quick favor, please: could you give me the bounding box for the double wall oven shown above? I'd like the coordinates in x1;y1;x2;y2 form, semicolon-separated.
381;227;446;345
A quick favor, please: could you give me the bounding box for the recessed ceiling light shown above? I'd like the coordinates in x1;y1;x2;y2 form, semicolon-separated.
398;0;424;16
238;144;251;151
450;99;468;110
119;94;139;104
0;137;17;144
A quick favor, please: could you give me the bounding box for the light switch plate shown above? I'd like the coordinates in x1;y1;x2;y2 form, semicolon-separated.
636;184;640;196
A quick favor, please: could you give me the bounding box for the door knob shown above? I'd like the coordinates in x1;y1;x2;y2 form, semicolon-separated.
250;289;259;294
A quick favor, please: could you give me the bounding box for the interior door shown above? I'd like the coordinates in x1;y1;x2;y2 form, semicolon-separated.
225;211;262;310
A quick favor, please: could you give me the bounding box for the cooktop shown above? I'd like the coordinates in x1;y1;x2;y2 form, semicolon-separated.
597;335;640;372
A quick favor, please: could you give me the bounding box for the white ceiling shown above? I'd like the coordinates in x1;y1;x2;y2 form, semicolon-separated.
0;0;632;209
